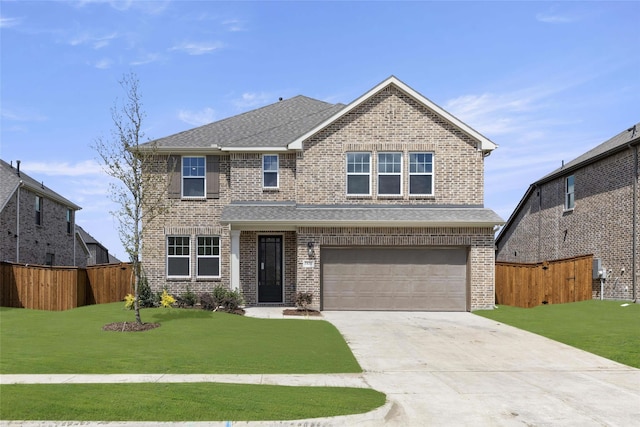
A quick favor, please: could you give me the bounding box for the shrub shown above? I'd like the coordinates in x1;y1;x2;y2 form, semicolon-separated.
124;294;135;310
175;286;197;308
209;285;245;313
221;288;245;312
160;290;176;308
138;277;157;308
199;293;216;311
295;292;313;311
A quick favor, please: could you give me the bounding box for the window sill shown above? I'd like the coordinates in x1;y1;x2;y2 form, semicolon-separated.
262;187;279;191
196;277;222;281
166;277;191;281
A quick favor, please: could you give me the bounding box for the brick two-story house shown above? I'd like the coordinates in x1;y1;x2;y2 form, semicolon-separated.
139;76;503;311
496;123;639;301
1;159;83;267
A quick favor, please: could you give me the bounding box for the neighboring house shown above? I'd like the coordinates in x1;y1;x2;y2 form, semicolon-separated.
0;159;82;267
496;123;639;301
75;225;121;265
139;76;503;311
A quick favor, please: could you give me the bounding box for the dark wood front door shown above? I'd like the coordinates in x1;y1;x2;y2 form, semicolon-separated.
258;235;283;303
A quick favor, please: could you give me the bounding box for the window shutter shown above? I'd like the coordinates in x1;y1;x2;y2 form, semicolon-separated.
167;155;181;199
206;155;220;199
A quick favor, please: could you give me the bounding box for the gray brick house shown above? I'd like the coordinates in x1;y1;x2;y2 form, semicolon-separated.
1;159;83;267
496;123;639;301
139;76;503;311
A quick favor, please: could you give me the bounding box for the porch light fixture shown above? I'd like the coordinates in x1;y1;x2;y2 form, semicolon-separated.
307;241;314;257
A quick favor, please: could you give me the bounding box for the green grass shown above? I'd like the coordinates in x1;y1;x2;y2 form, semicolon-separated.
474;300;640;368
0;383;386;421
0;303;361;374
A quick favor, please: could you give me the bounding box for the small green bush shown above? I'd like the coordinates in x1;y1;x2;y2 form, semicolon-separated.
210;285;245;313
138;277;158;308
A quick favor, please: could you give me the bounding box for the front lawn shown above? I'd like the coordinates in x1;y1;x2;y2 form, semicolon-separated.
474;300;640;368
0;383;386;421
0;303;361;374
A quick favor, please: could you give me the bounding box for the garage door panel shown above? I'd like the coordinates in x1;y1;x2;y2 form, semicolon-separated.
322;247;467;311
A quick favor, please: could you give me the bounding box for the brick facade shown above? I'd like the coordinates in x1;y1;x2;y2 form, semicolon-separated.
497;145;639;300
0;186;80;267
140;78;499;310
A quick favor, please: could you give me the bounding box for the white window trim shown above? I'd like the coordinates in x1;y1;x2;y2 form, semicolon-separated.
409;152;434;196
346;152;372;196
167;235;191;279
196;236;221;278
262;154;279;189
182;156;206;199
565;175;575;211
377;152;403;197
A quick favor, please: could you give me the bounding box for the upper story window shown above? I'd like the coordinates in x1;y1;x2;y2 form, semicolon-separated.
378;152;402;196
262;154;279;189
66;209;72;234
197;236;220;278
346;152;371;196
167;236;190;278
409;152;434;196
35;196;42;225
565;175;575;210
182;157;206;198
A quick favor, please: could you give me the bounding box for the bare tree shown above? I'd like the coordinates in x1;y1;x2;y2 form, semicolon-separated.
94;72;168;324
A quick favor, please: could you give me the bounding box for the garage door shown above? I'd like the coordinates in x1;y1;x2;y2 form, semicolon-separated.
322;247;468;311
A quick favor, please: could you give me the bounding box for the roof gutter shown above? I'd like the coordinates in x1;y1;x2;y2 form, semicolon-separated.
630;139;638;302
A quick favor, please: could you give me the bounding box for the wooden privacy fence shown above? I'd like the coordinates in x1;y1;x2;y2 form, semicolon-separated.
495;255;593;308
0;262;132;311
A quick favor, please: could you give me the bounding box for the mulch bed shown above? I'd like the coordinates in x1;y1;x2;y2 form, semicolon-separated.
282;309;322;317
102;322;161;332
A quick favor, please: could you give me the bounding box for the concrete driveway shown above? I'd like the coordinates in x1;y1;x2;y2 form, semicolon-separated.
322;311;640;426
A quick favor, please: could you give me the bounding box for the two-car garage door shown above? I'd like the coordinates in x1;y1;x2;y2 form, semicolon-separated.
321;247;468;311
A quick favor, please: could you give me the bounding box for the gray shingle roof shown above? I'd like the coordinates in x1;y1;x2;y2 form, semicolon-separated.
539;121;640;183
0;159;81;212
496;122;640;245
143;95;345;150
221;202;504;227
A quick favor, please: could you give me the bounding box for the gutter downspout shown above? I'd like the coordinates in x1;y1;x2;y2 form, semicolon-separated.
16;182;22;263
631;142;638;302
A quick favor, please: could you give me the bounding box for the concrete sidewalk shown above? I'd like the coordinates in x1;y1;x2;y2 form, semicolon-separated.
0;373;368;388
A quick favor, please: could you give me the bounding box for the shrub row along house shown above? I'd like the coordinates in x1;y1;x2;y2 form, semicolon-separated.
496;123;640;301
139;76;504;311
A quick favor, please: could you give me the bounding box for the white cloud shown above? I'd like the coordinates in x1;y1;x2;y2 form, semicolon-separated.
69;31;118;49
1;108;47;122
535;13;575;24
0;15;22;28
130;53;162;66
223;19;247;32
73;0;169;14
178;108;216;126
94;58;113;69
22;160;106;177
233;92;273;109
170;41;225;55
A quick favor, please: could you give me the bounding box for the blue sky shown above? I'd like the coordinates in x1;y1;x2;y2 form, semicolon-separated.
1;0;638;261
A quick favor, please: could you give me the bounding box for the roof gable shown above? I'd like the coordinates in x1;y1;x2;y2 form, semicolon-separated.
0;159;81;212
288;76;497;153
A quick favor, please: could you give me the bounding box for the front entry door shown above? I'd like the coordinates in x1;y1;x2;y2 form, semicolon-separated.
258;235;283;303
